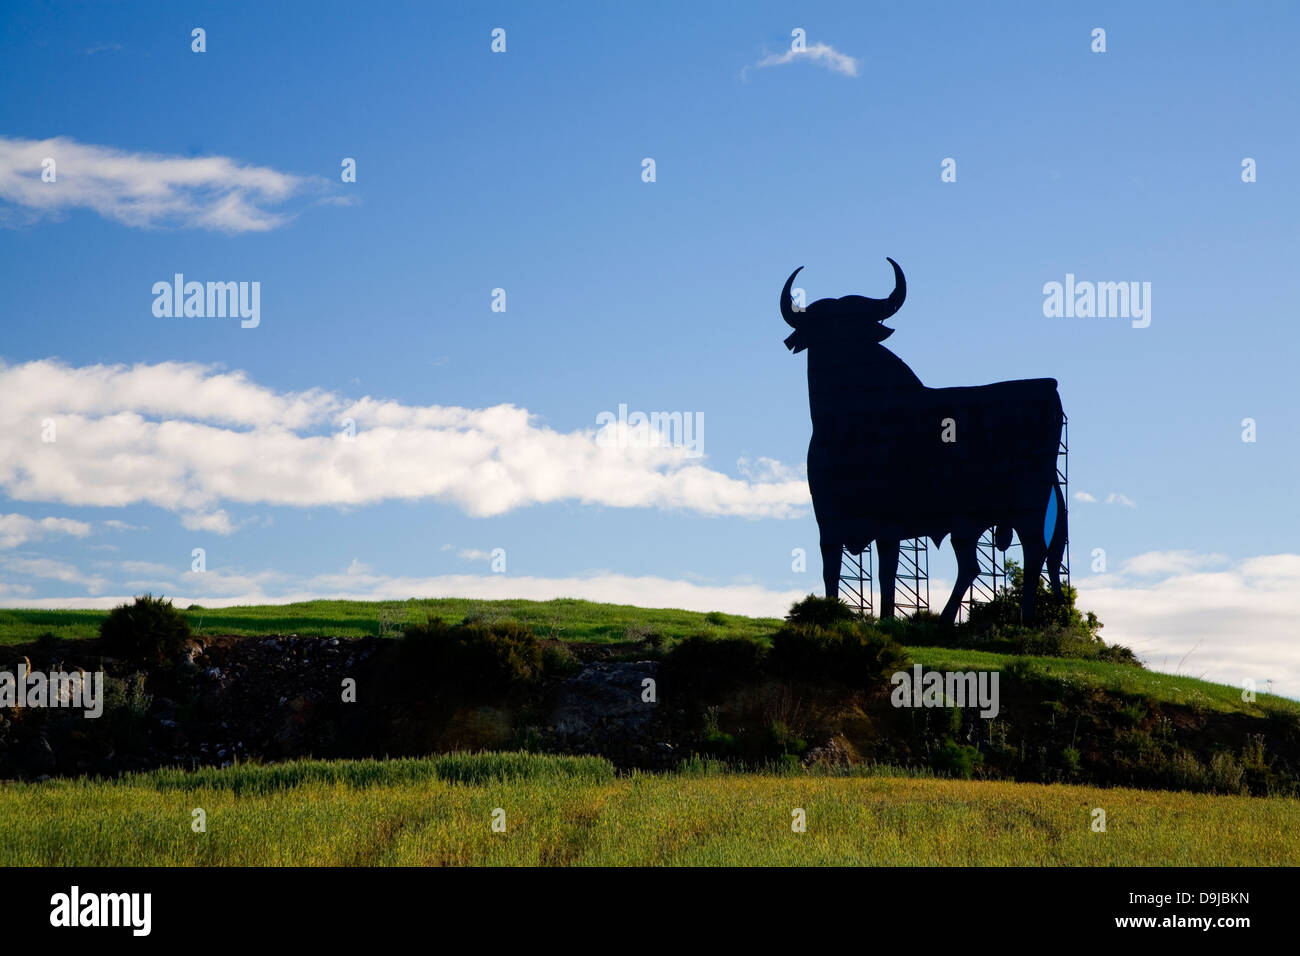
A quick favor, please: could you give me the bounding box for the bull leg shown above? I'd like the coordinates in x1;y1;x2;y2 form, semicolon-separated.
1021;537;1048;626
820;538;841;601
877;538;900;619
940;535;980;625
1046;483;1067;598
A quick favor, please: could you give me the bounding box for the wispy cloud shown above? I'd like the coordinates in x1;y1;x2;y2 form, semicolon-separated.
0;555;106;593
0;136;314;232
752;42;859;78
1120;550;1229;577
0;359;810;529
1073;489;1137;507
0;513;91;549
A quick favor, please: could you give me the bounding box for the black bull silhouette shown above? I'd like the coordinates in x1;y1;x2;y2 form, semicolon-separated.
782;259;1067;624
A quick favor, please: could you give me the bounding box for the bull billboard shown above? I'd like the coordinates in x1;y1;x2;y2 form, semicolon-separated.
782;259;1067;624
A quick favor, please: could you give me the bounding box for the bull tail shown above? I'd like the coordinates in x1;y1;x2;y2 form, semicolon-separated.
1044;480;1067;597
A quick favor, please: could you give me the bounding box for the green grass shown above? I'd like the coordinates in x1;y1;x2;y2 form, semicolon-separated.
909;647;1300;719
3;753;1295;866
0;597;780;645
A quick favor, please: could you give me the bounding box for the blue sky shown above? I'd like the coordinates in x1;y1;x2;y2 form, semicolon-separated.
1;2;1297;695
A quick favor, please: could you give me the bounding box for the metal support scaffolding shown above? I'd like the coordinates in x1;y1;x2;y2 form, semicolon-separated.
1052;414;1071;591
839;539;930;618
838;546;872;616
894;538;929;617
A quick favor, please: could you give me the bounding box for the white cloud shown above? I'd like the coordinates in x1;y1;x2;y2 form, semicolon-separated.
753;42;859;77
0;360;810;525
1120;550;1229;577
0;136;314;232
737;456;806;483
0;555;106;593
181;509;237;535
0;513;91;548
458;548;493;561
1077;552;1300;698
1073;490;1137;507
102;519;143;532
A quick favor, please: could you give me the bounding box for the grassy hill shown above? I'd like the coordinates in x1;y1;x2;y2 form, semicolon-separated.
3;597;1294;720
0;597;779;645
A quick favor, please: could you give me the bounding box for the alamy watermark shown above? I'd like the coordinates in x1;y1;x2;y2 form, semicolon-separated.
0;663;103;718
890;665;999;718
152;274;260;328
1042;273;1150;328
596;403;704;458
50;886;150;936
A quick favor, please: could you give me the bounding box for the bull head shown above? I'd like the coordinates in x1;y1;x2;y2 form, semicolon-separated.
780;258;906;353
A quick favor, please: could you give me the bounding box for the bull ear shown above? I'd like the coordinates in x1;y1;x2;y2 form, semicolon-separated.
781;267;804;328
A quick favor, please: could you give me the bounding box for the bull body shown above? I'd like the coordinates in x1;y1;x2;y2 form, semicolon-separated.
784;261;1068;624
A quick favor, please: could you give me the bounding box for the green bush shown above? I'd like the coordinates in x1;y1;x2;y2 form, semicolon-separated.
541;642;583;678
880;609;952;646
784;594;859;629
968;561;1103;635
963;562;1139;665
935;739;984;779
665;635;765;686
764;720;807;757
768;620;909;689
1060;745;1082;777
98;594;192;670
399;617;542;696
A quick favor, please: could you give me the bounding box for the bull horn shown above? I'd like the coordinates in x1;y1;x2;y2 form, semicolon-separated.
880;257;906;320
781;267;804;328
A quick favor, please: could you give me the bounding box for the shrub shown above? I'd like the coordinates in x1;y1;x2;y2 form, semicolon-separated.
768;620;909;689
935;739;984;779
98;594;192;670
624;622;661;645
968;560;1103;637
764;720;807;757
1060;745;1082;777
541;642;583;678
1209;751;1245;794
883;609;952;646
784;594;858;629
665;635;765;688
399;617;542;696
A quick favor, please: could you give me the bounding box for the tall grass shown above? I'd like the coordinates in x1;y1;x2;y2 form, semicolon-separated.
127;753;615;795
3;752;1295;866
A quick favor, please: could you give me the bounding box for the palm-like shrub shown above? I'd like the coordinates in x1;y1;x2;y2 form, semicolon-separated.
99;594;192;669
